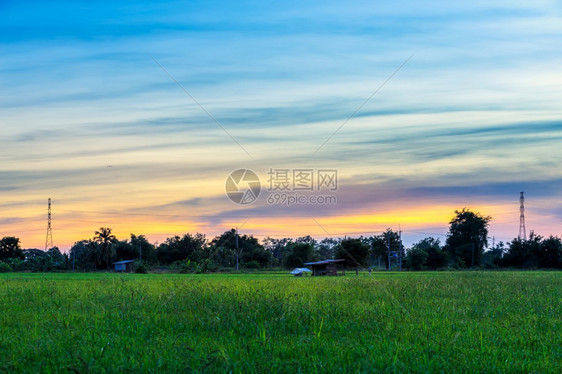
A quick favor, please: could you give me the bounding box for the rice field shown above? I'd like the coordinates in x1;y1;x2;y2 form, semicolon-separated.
0;272;560;373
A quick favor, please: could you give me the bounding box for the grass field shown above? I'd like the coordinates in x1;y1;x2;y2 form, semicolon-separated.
0;272;560;373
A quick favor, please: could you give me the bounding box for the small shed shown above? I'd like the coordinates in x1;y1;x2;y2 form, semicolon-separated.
303;259;346;276
113;260;135;272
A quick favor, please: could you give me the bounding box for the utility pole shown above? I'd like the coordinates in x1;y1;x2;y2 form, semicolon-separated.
235;228;240;272
387;232;391;271
399;228;403;272
519;192;526;240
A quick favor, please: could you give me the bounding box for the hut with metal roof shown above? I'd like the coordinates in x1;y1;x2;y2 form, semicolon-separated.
303;259;346;276
113;260;135;272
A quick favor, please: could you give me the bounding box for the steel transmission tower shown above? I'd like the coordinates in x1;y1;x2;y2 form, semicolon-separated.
518;192;526;240
45;198;53;250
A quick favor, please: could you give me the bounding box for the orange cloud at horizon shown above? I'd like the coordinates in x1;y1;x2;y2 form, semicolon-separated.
3;198;535;252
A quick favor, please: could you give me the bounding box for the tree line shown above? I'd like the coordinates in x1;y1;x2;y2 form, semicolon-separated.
0;209;561;272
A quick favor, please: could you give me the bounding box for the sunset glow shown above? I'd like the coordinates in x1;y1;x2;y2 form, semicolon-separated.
2;1;562;250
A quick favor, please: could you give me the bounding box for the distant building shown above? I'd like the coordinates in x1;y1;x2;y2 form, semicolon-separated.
303;259;346;276
113;260;135;272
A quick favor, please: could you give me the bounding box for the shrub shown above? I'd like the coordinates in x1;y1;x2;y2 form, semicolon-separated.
178;259;202;273
0;262;12;273
205;261;219;273
135;262;149;274
4;258;25;271
406;248;428;270
244;260;261;269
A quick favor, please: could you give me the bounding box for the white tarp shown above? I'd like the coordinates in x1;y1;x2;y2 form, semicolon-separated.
290;268;312;275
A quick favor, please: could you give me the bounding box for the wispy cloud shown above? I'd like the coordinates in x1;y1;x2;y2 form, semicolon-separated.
1;0;562;248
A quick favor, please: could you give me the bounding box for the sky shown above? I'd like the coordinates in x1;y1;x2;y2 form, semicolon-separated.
1;0;562;251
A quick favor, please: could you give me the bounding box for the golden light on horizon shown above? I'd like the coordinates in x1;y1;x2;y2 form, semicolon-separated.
3;197;527;252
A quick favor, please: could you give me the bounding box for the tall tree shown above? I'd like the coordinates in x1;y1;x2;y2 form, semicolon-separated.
406;248;428;270
294;236;317;246
538;235;562;269
262;237;292;267
482;241;506;268
501;232;560;269
445;209;491;268
157;233;207;264
283;242;315;268
369;230;402;269
210;229;269;269
0;237;24;261
129;234;157;264
336;238;370;267
315;237;339;260
94;227;117;269
210;245;236;268
69;240;94;270
412;237;448;270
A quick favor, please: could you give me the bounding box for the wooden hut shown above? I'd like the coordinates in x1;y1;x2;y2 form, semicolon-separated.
303;259;346;276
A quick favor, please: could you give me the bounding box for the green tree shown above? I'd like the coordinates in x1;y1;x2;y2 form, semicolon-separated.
412;237;448;270
68;240;101;270
69;240;93;270
262;237;292;267
130;234;157;264
0;237;24;261
210;229;269;269
113;240;135;262
114;234;157;264
46;247;67;270
336;238;370;267
406;248;428;270
507;235;536;268
501;232;554;269
537;235;562;269
239;238;270;268
315;238;339;260
22;247;67;272
482;241;505;268
93;227;117;269
283;242;315;268
369;230;402;269
23;248;48;263
157;233;207;265
445;209;491;268
210;246;236;268
294;236;316;246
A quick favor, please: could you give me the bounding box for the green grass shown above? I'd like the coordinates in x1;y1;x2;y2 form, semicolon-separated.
0;272;560;373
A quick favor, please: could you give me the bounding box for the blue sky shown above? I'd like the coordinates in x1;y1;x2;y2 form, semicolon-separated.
1;0;562;249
